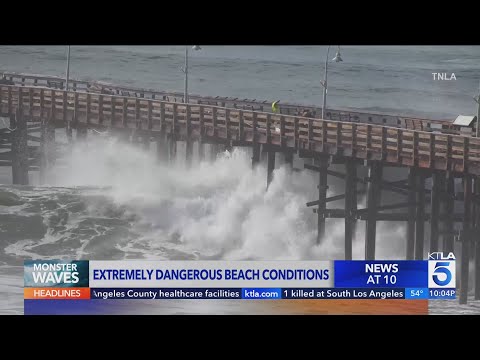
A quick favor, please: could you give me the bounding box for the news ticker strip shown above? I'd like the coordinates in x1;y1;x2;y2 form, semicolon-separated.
23;287;456;300
24;256;457;301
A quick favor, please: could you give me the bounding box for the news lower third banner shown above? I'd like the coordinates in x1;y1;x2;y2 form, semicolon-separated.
24;259;456;314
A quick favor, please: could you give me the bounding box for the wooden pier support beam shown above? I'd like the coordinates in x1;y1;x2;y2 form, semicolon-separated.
266;151;275;189
251;143;261;168
414;170;426;260
39;117;55;184
260;144;268;163
210;143;221;162
460;175;472;304
198;142;205;162
406;168;416;260
11;108;29;185
209;143;216;162
66;123;73;143
17;110;29;184
316;155;329;244
168;136;177;164
429;171;443;253
443;172;455;254
284;152;294;171
131;131;141;147
156;133;169;163
66;117;73;144
46;118;56;170
10;113;19;183
124;130;133;143
185;140;194;168
475;177;480;300
39;119;47;185
224;141;233;153
344;160;356;260
142;134;150;151
364;161;382;260
76;125;87;141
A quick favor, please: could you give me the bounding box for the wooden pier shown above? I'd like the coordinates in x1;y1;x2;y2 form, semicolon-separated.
1;72;479;305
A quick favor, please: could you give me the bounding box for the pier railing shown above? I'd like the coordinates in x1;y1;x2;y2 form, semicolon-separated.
1;85;479;175
1;71;464;134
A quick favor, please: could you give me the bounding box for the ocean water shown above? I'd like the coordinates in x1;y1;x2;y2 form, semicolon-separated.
0;45;479;314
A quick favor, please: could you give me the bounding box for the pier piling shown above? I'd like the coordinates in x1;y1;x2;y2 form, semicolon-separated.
284;152;294;171
316;155;329;244
406;168;416;259
142;135;150;151
39;118;47;184
11;108;29;185
168;136;177;164
365;161;382;260
251;143;261;168
10;113;18;183
210;143;219;162
76;125;87;141
267;150;275;189
429;171;443;253
443;172;455;254
198;142;205;162
414;170;426;260
460;175;472;304
344;159;356;260
156;132;169;163
39;116;56;184
185;140;193;168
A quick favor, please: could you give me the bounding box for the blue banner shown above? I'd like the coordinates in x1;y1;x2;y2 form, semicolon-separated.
334;261;428;288
88;287;411;300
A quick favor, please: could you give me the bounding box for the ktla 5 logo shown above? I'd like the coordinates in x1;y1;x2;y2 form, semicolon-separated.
428;253;456;288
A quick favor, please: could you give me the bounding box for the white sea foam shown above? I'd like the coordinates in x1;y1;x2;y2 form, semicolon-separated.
37;136;410;261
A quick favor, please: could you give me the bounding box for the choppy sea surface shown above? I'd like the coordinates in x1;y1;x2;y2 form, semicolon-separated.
1;45;479;314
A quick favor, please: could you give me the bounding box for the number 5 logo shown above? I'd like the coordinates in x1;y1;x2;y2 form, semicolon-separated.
433;262;452;286
429;261;455;288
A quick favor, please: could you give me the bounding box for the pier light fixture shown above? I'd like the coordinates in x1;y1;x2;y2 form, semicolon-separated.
475;79;480;137
183;45;202;104
65;45;71;91
321;45;343;120
332;47;343;62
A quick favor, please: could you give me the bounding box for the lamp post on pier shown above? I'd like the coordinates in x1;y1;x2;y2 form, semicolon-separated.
321;46;343;120
65;45;71;91
183;45;202;103
475;79;480;137
64;45;73;141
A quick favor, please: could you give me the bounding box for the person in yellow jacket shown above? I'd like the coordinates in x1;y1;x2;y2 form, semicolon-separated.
272;100;280;113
